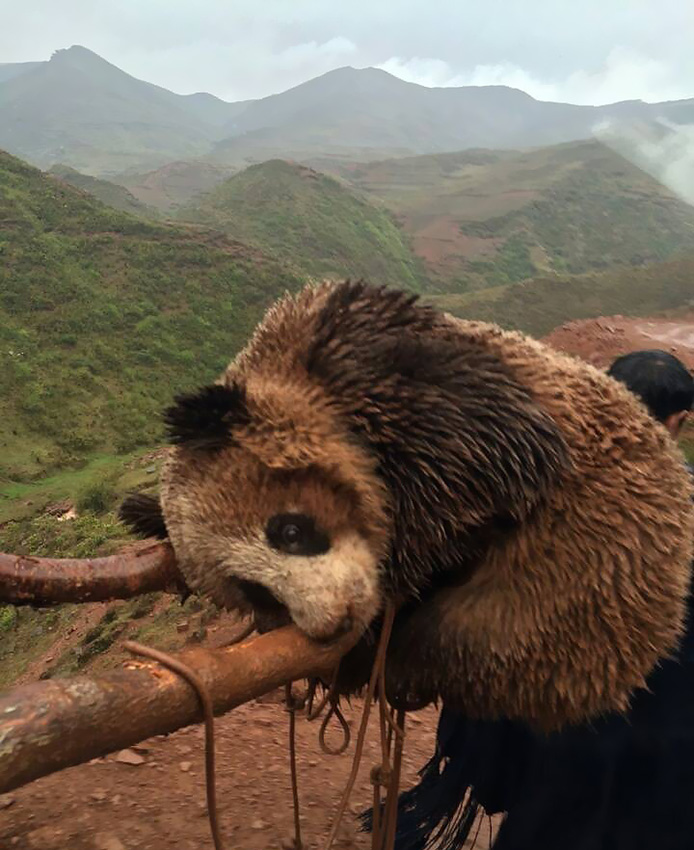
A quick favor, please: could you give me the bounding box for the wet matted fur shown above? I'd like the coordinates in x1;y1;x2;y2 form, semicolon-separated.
122;280;694;730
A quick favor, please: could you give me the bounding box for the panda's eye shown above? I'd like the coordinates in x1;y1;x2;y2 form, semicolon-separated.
266;513;330;556
282;523;301;547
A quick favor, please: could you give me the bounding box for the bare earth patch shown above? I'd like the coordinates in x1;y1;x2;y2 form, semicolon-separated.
543;314;694;369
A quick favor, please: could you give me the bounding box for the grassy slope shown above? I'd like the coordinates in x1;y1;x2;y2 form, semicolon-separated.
336;141;694;292
0;150;303;480
117;160;235;214
0;447;174;688
48;163;157;217
428;257;694;338
177;159;425;290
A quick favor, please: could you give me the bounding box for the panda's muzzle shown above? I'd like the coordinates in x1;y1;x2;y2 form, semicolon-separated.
236;578;354;643
237;578;292;633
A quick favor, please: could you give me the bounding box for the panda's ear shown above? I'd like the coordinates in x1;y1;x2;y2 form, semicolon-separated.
163;382;250;451
118;493;168;540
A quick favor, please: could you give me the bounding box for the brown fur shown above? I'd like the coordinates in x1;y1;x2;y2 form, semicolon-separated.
157;280;694;730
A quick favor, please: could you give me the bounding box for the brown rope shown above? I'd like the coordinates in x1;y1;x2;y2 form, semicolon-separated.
378;664;405;739
324;602;398;850
306;665;340;721
123;640;226;850
302;665;352;755
379;708;406;850
304;678;321;717
319;703;352;756
285;683;303;850
469;806;484;849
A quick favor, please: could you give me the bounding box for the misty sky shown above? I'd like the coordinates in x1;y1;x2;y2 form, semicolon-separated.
2;1;693;105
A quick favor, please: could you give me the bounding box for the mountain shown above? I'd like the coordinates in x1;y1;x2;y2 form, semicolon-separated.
328;140;694;291
3;47;694;179
0;150;303;480
210;65;694;168
48;164;156;217
0;61;43;84
0;46;240;177
119;160;236;213
428;257;694;338
176;159;424;289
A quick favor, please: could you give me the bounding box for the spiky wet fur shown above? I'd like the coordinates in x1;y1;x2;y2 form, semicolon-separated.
155;280;693;729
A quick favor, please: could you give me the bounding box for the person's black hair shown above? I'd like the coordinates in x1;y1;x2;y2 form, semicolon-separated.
607;349;694;423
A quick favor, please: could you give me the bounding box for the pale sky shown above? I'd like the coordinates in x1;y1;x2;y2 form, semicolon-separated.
2;0;693;105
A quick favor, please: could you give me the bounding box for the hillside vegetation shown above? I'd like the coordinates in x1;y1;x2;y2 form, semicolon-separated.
335;141;694;291
177;159;424;289
118;160;235;213
0;150;303;481
428;257;694;338
48;163;157;217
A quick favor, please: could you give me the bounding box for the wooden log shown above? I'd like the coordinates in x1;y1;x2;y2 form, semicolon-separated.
0;542;187;605
0;624;356;794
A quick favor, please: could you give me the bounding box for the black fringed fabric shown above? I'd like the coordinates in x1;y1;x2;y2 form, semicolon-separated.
361;710;531;850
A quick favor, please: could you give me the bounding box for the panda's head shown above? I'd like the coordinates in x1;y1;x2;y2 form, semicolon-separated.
156;376;391;643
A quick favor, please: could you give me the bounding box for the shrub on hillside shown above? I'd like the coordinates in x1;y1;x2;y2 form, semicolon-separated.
76;480;117;515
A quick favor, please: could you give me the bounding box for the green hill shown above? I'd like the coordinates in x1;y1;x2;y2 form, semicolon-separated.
117;160;235;214
334;140;694;292
177;159;424;290
428;257;694;338
0;150;303;481
48;164;157;217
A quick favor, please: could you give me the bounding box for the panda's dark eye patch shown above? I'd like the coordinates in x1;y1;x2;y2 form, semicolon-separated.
266;513;330;556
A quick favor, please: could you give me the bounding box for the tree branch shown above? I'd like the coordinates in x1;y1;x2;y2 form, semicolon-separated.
0;624;356;794
0;542;187;605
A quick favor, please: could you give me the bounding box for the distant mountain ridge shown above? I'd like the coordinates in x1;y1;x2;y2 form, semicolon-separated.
2;45;693;177
0;47;242;176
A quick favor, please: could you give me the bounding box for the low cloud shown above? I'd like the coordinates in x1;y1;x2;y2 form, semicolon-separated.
596;118;694;207
379;47;693;106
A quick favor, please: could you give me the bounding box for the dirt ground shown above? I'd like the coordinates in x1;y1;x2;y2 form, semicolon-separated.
543;313;694;370
0;691;496;850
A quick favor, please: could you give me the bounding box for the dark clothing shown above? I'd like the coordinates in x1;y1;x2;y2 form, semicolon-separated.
490;590;694;850
388;463;694;850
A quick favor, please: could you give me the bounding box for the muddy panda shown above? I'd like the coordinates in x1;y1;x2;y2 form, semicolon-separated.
120;280;694;730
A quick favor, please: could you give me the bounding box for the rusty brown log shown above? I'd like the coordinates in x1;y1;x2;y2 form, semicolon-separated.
0;542;187;606
0;624;357;794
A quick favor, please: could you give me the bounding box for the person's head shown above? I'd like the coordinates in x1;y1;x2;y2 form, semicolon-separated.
607;349;694;438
